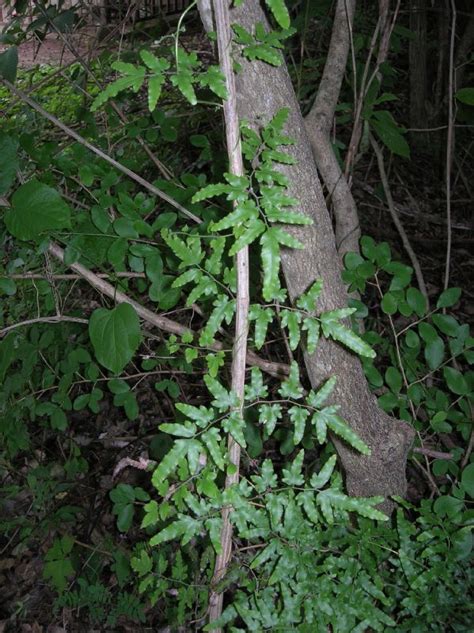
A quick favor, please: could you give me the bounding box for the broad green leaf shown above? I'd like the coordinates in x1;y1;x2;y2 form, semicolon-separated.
245;367;268;401
264;0;290;29
260;229;281;301
418;322;438;343
320;307;356;322
0;46;18;82
371;110;410;158
0;133;18;194
251;459;278;492
5;179;71;241
250;542;278;569
89;303;141;373
205;517;223;553
244;43;281;66
172;268;201;288
455;87;474;105
271;225;304;249
205;237;226;275
117;504;134;532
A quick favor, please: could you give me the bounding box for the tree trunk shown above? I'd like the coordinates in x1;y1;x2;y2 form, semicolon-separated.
199;0;414;507
409;0;428;149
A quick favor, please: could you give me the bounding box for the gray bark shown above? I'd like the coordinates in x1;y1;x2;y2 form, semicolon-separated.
304;0;360;256
199;0;414;507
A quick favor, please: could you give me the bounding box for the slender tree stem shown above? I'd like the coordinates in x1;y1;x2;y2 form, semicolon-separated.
207;1;249;629
444;0;456;291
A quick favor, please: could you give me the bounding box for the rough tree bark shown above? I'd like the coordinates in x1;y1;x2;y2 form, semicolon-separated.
304;0;360;257
198;0;414;505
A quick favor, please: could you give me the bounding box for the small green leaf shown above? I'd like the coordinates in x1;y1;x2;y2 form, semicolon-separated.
264;0;290;29
321;320;376;358
202;428;225;470
436;287;461;309
424;336;445;370
443;367;470;396
461;463;474;498
159;423;196;438
171;71;197;105
385;366;403;394
406;287;427;317
0;133;18;194
288;406;309;444
152;440;188;487
307;376;337;408
371;110;410;158
260;229;281;301
310;455;337;489
222;412;247;447
381;292;398;315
